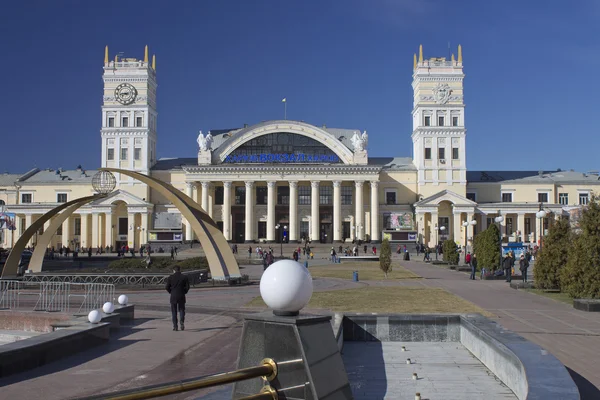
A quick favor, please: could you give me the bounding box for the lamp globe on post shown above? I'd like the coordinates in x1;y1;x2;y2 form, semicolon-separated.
536;210;547;249
462;221;469;263
260;259;313;316
470;220;477;254
494;215;504;270
438;226;446;260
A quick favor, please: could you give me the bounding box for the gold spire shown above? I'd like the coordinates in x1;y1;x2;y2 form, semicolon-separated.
104;46;109;64
458;44;462;63
418;44;423;63
413;53;417;69
144;45;148;63
152;54;156;70
451;53;455;62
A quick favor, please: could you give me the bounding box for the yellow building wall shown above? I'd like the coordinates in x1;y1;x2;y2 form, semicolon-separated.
501;184;555;203
555;185;596;206
379;171;418;204
18;184;96;203
466;183;500;203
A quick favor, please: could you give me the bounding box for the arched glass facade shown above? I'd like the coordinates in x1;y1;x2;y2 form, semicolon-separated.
224;132;342;163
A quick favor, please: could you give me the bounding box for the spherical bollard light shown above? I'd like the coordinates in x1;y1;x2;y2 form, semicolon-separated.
260;259;313;316
103;302;115;314
118;294;129;305
88;310;102;324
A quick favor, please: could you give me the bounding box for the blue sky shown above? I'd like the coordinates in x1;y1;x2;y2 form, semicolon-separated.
1;0;599;173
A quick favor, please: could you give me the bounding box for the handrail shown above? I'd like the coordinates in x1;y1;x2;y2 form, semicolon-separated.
74;358;278;400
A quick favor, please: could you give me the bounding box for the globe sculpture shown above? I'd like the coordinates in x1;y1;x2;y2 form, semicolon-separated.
260;260;313;316
92;171;117;195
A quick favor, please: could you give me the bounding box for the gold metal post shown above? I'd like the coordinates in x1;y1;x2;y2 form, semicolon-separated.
76;359;278;400
239;386;278;400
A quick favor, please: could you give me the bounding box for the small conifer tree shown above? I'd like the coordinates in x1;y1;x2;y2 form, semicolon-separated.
443;239;459;265
473;224;502;271
534;217;570;290
380;238;392;278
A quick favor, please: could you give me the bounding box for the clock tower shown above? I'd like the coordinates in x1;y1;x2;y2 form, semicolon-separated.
411;44;467;198
100;45;157;192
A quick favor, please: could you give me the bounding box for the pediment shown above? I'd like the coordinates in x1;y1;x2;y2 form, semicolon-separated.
414;190;477;207
89;189;152;206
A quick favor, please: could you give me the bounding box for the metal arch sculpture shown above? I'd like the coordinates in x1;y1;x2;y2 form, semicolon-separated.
28;197;101;273
1;195;105;278
101;168;241;280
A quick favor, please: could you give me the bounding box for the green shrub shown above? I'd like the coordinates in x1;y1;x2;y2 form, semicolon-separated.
107;256;207;272
473;224;501;271
379;238;392;278
534;217;570;290
561;197;600;299
442;239;459;265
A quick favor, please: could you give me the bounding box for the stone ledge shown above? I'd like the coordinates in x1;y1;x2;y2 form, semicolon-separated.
573;299;600;312
510;281;536;290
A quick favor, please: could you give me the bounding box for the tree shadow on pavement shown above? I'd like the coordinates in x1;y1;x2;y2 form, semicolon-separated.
184;326;228;333
567;367;600;400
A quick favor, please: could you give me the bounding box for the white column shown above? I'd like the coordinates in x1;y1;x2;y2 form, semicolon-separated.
517;213;526;242
14;215;22;246
453;212;462;244
244;181;254;242
289;181;298;242
25;214;33;246
370;181;380;242
140;212;148;245
333;181;342;242
80;214;89;249
92;213;100;249
105;212;112;249
223;182;232;240
310;181;320;242
208;185;214;218
354;181;364;240
127;212;136;249
62;216;71;249
430;211;438;247
185;183;194;241
201;181;210;212
266;181;276;242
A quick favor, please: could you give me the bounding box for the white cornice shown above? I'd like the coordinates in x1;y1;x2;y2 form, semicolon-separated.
183;165;382;175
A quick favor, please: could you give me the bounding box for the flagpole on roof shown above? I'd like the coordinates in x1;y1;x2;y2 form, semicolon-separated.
282;98;287;120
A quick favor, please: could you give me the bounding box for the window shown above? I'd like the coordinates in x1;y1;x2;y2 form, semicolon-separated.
121;148;128;160
74;218;81;236
452;148;459;160
319;186;332;205
452;116;458;126
258;222;267;239
108;117;115;127
502;193;513;203
277;186;289;205
525;218;531;235
57;224;62;236
438;116;444;126
57;193;67;203
386;191;396;205
505;217;513;236
107;148;114;160
486;217;495;228
424;148;432;160
256;187;267;205
558;193;568;205
21;193;32;203
438;148;445;160
215;187;224;205
0;200;4;205
424;116;431;126
341;186;353;205
136;116;143;127
579;193;589;205
298;186;311;205
134;148;141;161
537;193;549;203
235;186;246;205
466;193;476;202
122;116;129;127
300;221;309;240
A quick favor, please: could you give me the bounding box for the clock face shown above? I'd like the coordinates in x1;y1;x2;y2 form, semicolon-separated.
114;83;137;105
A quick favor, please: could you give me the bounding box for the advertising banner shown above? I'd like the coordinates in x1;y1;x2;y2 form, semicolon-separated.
0;212;16;230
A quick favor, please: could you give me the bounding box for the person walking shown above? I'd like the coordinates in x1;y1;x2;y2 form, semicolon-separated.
519;254;530;283
165;266;190;331
470;254;478;280
503;254;513;283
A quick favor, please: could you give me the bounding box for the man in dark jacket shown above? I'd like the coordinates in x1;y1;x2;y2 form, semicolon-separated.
165;266;190;331
503;255;513;283
519;254;530;283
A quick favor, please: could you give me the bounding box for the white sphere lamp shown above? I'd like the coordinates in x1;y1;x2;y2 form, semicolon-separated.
260;260;313;316
470;220;477;226
102;302;115;314
495;216;504;223
462;221;468;227
440;226;446;232
118;294;129;305
536;210;547;219
88;310;102;324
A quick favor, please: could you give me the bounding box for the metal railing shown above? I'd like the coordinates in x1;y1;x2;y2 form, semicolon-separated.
0;280;115;314
75;358;279;400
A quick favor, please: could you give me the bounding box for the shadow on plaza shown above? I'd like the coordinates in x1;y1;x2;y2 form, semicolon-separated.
567;367;600;400
0;321;155;386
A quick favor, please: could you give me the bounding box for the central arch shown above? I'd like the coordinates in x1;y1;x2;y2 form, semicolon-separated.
213;120;355;164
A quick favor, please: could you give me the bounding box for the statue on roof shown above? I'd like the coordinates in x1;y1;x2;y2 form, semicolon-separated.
351;131;366;152
197;130;213;152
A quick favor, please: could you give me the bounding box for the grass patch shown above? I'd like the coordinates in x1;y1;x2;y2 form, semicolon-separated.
246;286;492;316
523;289;573;305
308;261;419;281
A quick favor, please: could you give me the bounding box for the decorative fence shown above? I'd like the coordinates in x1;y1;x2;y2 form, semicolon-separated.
0;280;115;314
22;270;209;287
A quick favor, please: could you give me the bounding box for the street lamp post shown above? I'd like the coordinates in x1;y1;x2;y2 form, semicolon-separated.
536;203;547;250
494;213;504;271
462;220;477;264
435;225;446;260
275;224;287;257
